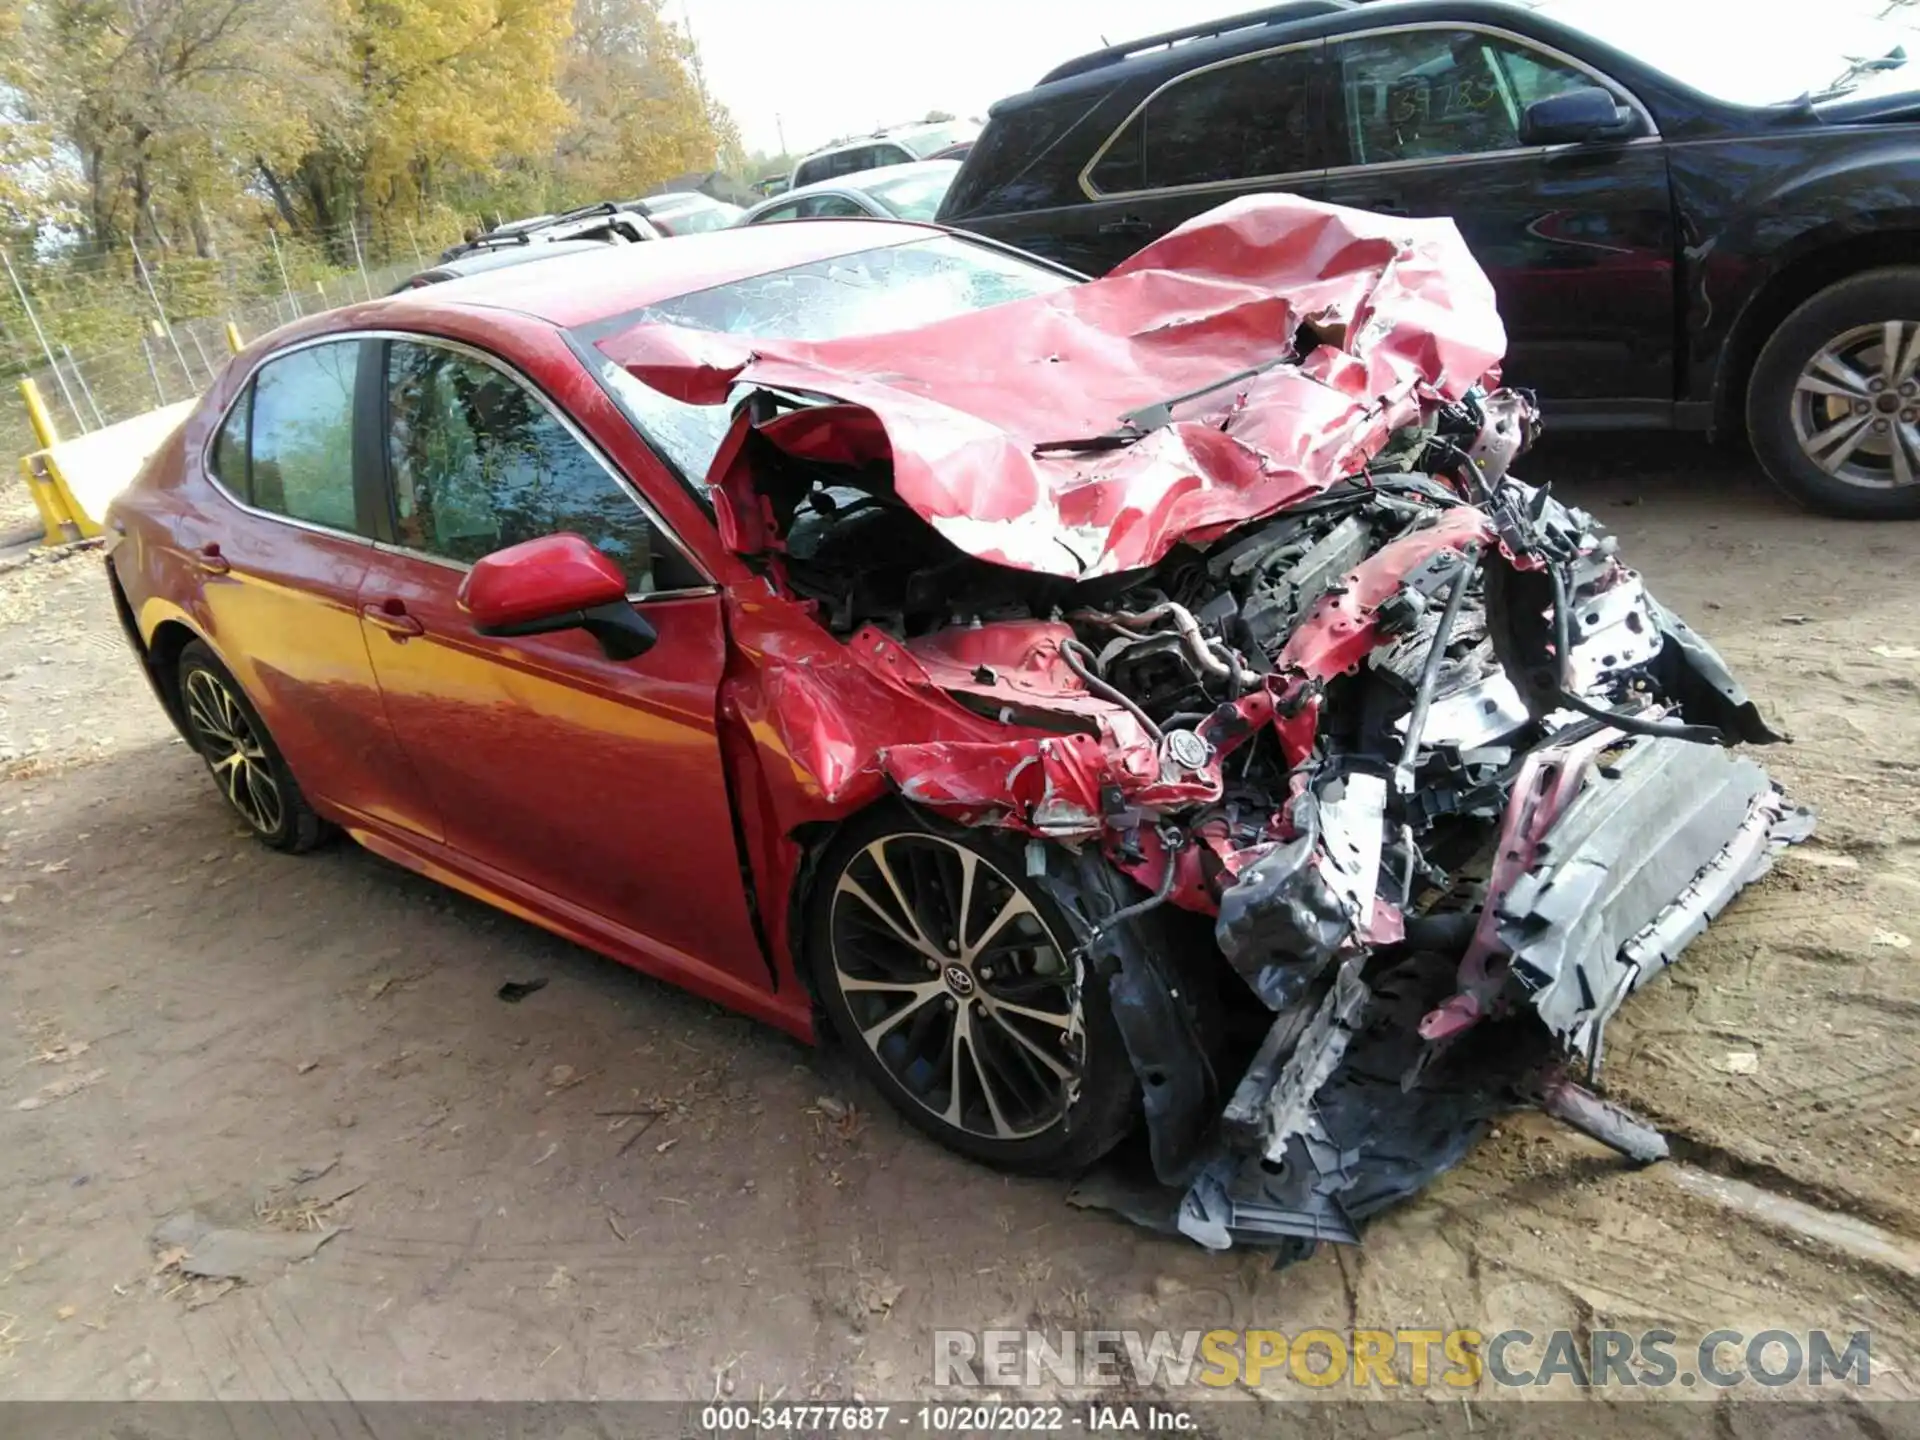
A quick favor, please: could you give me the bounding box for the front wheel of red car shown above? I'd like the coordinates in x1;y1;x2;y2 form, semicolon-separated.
807;810;1137;1175
177;641;329;853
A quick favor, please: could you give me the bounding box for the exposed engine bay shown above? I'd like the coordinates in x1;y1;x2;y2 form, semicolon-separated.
597;196;1811;1251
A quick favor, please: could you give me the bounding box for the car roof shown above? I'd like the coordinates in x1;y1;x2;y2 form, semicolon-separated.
640;191;729;211
386;219;943;328
436;236;618;277
1007;0;1568;104
762;159;959;205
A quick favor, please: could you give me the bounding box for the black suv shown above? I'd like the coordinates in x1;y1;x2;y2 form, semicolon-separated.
939;0;1920;517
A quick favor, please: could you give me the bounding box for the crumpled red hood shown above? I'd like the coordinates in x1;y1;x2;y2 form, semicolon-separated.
596;194;1507;579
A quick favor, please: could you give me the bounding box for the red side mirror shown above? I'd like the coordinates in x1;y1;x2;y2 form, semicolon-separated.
458;534;658;661
459;533;628;629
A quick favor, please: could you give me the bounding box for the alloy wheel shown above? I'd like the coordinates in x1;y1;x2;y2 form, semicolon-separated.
828;833;1083;1141
183;668;284;835
1791;320;1920;489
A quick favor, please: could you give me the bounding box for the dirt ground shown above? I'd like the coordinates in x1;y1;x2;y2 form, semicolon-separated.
0;436;1916;1422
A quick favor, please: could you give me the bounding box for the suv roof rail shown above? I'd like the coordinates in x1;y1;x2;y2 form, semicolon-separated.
1036;0;1356;83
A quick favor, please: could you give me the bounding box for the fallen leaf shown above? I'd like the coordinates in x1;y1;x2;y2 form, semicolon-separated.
54;1305;74;1320
1870;644;1920;660
1871;929;1912;950
546;1064;576;1089
15;1067;107;1110
1715;1051;1760;1075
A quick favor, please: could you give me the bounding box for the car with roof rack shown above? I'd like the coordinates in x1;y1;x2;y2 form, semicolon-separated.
789;119;981;190
434;203;661;264
938;0;1920;518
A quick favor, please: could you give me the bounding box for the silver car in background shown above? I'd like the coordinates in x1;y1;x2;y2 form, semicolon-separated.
737;160;962;226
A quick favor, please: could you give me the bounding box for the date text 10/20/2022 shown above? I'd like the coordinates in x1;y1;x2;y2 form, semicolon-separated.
699;1405;1197;1433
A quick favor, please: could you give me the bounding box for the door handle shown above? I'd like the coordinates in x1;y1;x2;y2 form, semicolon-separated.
194;542;230;575
1098;215;1154;238
362;601;424;638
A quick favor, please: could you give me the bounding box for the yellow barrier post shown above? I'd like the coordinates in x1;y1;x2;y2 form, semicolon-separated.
18;452;83;545
18;378;59;450
223;321;244;355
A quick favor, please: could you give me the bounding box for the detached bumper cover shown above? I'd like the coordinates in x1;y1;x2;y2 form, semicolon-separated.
1173;733;1811;1251
1498;738;1813;1054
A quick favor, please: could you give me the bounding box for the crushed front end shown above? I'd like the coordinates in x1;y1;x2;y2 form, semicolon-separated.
597;196;1811;1251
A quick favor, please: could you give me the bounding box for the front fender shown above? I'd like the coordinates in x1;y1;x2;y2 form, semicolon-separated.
1675;128;1920;402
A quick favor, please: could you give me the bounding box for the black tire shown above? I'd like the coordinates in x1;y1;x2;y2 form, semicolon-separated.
1747;267;1920;519
176;640;329;853
806;807;1137;1175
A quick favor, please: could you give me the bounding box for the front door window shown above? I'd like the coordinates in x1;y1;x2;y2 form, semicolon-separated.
382;340;699;589
1334;29;1609;165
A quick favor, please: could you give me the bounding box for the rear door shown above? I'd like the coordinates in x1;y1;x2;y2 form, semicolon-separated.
353;336;770;991
1320;23;1675;405
191;338;441;839
1023;40;1330;275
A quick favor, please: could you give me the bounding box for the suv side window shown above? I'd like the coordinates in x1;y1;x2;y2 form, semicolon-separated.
1090;47;1319;192
383;340;698;590
246;341;364;533
1333;29;1600;165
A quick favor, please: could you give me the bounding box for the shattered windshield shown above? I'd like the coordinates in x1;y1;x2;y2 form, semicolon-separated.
591;236;1077;493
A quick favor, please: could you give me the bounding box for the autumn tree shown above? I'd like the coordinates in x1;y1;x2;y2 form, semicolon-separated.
554;0;733;202
264;0;573;250
3;0;745;257
21;0;338;252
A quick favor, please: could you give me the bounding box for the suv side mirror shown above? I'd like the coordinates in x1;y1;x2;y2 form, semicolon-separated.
459;533;658;661
1520;87;1635;146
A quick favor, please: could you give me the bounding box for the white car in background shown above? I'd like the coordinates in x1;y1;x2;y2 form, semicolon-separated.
787;120;980;190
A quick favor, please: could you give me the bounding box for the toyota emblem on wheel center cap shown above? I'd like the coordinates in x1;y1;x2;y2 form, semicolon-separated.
944;963;976;996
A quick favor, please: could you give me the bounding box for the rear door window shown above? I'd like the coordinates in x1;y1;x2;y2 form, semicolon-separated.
245;341;364;533
1091;45;1322;192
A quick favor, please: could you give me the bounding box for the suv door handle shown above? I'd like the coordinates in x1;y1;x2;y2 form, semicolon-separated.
194;542;230;575
1098;215;1154;238
362;601;424;638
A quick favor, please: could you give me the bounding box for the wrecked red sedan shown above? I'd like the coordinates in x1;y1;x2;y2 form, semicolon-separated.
107;198;1808;1252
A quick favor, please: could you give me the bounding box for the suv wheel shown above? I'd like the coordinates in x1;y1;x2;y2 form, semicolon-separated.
1748;267;1920;518
806;810;1137;1175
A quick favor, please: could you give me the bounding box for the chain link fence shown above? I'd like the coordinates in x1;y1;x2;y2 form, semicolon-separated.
1;217;465;469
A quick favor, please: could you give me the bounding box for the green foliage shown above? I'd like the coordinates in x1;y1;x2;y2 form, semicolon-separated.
2;0;741;251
